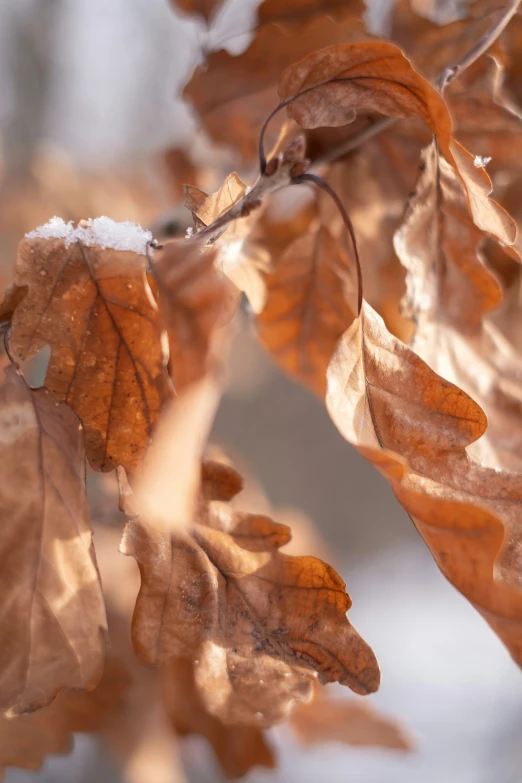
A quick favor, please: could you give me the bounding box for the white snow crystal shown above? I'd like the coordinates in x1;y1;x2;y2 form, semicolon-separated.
473;155;492;168
26;216;153;255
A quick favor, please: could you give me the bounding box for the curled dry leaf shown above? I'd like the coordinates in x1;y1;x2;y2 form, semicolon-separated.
153;240;234;390
394;139;522;470
326;300;522;664
258;224;356;396
162;657;275;778
395;139;502;331
0;365;107;715
277;42;453;159
185;174;269;312
2;219;170;472
121;463;380;727
291;684;413;751
183;10;368;159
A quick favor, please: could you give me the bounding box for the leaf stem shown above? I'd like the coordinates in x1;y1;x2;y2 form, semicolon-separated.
292;172;363;314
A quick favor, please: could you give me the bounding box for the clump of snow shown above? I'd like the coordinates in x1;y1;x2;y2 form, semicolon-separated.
473;155;492;169
26;216;153;255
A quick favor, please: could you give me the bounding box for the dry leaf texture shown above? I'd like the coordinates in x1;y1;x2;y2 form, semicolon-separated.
121;465;380;726
4;224;169;472
0;365;107;715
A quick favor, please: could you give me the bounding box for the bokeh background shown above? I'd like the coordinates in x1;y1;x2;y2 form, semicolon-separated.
1;1;521;781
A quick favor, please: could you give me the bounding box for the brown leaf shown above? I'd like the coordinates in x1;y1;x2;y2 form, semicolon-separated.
185;174;269;313
258;224;356;396
0;656;128;779
277;42;453;159
3;218;170;472
258;0;365;25
0;364;107;714
153;240;234;390
291;685;413;751
163;657;275;778
395;139;502;331
121;468;380;726
326;300;522;664
185;172;247;227
183;12;368;160
394;139;522;471
450;139;517;248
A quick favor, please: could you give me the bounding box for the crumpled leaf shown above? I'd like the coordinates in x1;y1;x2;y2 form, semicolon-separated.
0;364;107;715
395;139;502;332
258;223;356;396
394;139;522;471
185;172;246;227
326;300;522;664
183;9;368;159
162;657;275;778
152;240;234;390
185;174;269;312
291;684;413;750
277;41;453;158
121;463;380;726
2;221;170;472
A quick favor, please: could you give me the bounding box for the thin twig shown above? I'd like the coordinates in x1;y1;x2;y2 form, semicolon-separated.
318;0;522;166
315;117;397;167
293;173;363;314
439;0;522;90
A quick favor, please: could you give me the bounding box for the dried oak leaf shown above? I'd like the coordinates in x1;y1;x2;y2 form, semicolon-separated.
277;41;453;159
153;240;234;390
3;219;170;472
185;174;268;313
326;301;522;664
162;657;275;778
183;12;368;159
0;656;128;780
0;365;107;715
445;52;522;172
121;466;379;726
291;684;413;751
394;139;522;471
258;224;356;396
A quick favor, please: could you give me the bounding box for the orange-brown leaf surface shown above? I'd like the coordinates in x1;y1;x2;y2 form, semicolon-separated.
258;224;356;396
185;174;269;313
291;685;413;751
326;300;522;664
3;219;169;472
394;139;522;471
162;657;275;778
153;240;233;390
121;464;380;727
183;8;368;159
0;365;107;715
277;42;453;158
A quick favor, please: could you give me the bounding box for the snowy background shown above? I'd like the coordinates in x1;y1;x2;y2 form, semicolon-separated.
1;1;521;782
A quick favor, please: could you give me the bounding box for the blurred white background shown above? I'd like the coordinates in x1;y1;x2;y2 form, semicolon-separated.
0;1;521;781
